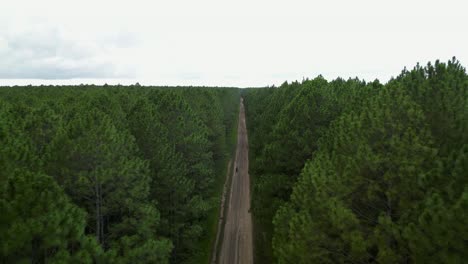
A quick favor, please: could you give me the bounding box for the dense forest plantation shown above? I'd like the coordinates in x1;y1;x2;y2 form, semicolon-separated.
0;86;240;263
243;58;468;263
1;58;467;264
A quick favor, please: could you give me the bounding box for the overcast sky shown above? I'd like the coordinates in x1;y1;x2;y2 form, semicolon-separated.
1;0;467;87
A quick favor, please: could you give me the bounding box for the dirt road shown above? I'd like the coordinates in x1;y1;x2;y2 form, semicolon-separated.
218;97;253;264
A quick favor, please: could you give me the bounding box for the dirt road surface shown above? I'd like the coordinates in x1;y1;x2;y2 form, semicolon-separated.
218;98;253;264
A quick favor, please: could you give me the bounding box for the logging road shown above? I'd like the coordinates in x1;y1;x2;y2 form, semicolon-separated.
218;97;253;264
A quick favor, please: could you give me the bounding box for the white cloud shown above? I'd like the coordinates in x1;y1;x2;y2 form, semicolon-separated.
0;22;138;79
0;0;467;86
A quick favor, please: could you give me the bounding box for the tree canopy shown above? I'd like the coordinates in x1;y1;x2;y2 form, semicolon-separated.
243;58;468;263
0;86;240;264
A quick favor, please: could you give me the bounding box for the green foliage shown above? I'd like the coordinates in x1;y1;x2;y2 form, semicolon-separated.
0;170;102;263
0;86;240;263
244;59;468;263
2;58;465;263
243;77;373;262
0;100;39;181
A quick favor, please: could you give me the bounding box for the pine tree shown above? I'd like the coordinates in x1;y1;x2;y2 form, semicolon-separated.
44;106;171;260
0;170;102;263
272;75;464;263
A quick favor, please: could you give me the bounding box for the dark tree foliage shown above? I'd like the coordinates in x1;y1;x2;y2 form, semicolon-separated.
0;86;240;264
2;58;466;263
244;59;467;263
1;170;104;264
243;77;375;262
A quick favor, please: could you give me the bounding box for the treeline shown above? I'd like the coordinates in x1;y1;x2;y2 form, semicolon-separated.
243;58;468;263
0;85;240;263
